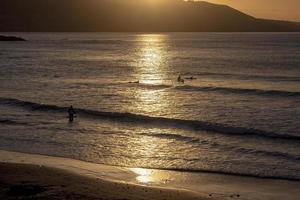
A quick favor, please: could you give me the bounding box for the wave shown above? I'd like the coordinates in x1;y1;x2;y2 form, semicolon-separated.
1;97;299;141
184;72;300;82
146;166;300;181
1;147;298;180
122;82;300;97
234;147;300;161
0;119;31;126
69;39;130;45
139;132;199;143
174;85;300;97
62;81;300;98
140;132;300;161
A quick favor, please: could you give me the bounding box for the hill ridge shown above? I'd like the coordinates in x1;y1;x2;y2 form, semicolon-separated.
0;0;299;32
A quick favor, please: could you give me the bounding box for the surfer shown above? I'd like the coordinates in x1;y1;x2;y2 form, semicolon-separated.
177;75;181;82
177;75;184;84
68;105;76;122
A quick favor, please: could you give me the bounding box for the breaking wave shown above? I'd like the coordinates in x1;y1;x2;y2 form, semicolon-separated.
174;85;300;97
0;97;299;141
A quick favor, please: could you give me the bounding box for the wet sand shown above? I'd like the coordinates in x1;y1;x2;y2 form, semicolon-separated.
0;150;299;200
0;162;203;200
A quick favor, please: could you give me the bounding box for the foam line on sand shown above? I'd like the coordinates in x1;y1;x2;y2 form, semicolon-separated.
0;150;299;200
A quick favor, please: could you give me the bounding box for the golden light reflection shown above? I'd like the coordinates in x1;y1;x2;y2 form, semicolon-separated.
137;133;159;157
135;34;169;85
131;167;172;185
132;34;173;115
134;89;170;115
127;133;173;185
131;168;153;183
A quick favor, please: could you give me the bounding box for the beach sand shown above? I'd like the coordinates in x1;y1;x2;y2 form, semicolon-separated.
0;150;299;200
0;162;203;200
0;150;206;200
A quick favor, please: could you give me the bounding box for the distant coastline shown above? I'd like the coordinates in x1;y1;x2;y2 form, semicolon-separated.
0;35;26;41
0;0;300;32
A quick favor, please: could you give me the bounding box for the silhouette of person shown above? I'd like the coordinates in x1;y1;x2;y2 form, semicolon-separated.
177;75;184;84
177;75;182;83
68;106;76;122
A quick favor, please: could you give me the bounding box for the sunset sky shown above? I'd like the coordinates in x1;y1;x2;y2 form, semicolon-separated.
203;0;300;21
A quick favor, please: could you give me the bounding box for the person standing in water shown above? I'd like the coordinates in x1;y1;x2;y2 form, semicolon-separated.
177;75;184;84
177;75;181;82
68;106;76;122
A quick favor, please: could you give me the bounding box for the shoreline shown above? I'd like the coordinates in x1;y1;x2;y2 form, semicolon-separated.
0;162;202;200
0;150;299;200
0;150;207;200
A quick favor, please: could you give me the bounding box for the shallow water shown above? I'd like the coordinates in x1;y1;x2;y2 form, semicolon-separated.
0;32;300;180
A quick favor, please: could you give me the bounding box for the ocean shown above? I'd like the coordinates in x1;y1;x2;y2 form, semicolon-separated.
0;32;299;180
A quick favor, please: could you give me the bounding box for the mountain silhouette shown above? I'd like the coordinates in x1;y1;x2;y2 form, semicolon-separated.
1;0;299;32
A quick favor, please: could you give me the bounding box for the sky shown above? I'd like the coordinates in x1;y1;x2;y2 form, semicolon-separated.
202;0;300;21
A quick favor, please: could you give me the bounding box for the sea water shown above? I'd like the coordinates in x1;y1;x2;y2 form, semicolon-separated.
0;32;299;180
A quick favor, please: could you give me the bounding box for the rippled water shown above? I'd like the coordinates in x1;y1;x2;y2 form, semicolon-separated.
0;32;299;180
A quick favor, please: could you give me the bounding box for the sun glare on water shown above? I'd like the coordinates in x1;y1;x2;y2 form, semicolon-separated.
132;34;173;116
135;34;169;85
